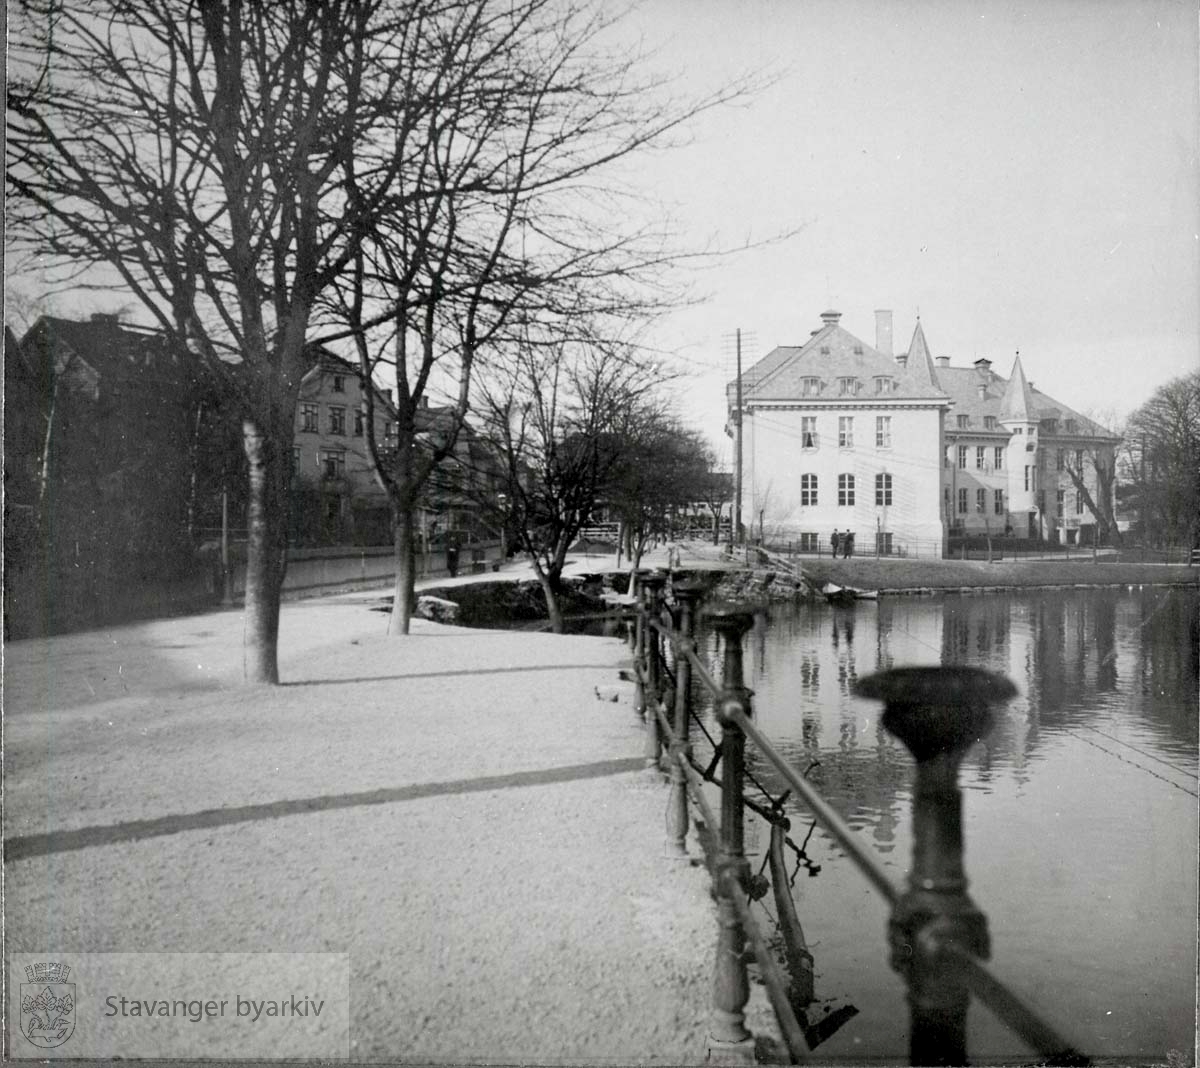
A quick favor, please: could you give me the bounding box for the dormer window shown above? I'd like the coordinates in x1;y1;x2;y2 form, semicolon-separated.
1065;419;1077;433
874;376;892;393
837;376;858;396
1043;419;1057;435
984;416;997;430
801;377;820;397
956;414;969;429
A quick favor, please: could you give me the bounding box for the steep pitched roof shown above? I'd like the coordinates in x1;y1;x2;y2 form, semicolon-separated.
939;359;1117;439
903;320;941;389
998;355;1035;422
728;317;948;406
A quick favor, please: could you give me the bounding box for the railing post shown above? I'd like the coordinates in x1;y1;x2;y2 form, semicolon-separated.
664;579;704;858
641;572;668;770
633;572;647;720
705;604;757;1064
856;667;1017;1067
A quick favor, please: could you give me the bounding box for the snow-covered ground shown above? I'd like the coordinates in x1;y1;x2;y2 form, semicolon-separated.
4;543;778;1063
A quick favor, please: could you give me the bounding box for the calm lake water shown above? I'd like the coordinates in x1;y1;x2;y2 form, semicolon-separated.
692;586;1198;1064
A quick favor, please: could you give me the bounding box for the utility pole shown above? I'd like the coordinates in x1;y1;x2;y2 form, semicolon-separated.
734;327;743;548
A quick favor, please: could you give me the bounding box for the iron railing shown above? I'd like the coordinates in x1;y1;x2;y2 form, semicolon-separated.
624;570;1091;1066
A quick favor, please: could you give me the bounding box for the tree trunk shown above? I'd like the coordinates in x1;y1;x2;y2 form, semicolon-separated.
241;416;288;684
389;498;417;635
537;569;565;634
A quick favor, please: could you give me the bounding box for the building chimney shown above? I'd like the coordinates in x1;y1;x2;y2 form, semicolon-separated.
895;353;908;368
820;309;841;328
936;356;950;368
875;310;893;358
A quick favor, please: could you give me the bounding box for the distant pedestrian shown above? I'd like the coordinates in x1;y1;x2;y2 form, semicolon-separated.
446;541;459;578
830;529;841;558
844;532;855;558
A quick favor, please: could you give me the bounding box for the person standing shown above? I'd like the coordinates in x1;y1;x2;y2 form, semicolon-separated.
830;529;841;558
844;532;855;558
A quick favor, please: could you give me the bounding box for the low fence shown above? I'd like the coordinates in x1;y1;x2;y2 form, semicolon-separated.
762;537;1198;565
218;540;505;600
623;572;1091;1065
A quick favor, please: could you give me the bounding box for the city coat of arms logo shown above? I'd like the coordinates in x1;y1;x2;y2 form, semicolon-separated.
20;962;75;1048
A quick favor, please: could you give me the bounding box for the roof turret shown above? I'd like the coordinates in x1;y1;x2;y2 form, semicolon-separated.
904;320;940;389
998;354;1035;422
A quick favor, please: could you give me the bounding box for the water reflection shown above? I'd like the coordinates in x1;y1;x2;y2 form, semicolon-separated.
693;587;1199;1062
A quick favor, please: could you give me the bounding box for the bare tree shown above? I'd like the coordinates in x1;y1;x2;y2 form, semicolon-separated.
605;414;709;569
7;0;445;681
1122;372;1200;548
1060;415;1123;550
325;0;754;634
476;335;655;632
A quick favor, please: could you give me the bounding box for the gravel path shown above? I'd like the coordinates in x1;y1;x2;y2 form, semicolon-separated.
4;567;780;1064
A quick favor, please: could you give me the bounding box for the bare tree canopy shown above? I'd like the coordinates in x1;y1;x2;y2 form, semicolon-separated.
8;0;760;663
1121;371;1200;548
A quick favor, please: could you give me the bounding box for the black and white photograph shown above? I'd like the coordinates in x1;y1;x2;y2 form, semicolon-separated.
4;1;1198;1064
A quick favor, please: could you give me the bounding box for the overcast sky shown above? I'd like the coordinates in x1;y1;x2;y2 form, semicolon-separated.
620;0;1199;457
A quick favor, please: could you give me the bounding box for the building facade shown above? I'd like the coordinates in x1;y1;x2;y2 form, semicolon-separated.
729;309;1120;554
730;310;949;554
939;351;1119;545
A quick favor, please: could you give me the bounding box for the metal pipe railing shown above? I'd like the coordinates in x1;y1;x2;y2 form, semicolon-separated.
626;577;1091;1067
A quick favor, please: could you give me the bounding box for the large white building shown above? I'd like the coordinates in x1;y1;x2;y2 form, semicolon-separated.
728;309;1119;555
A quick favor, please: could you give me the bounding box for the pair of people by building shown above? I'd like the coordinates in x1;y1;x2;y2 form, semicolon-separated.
830;529;855;558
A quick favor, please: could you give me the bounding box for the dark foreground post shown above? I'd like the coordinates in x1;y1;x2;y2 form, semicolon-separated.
632;573;647;720
706;605;756;1063
665;580;703;857
642;572;668;770
855;667;1017;1067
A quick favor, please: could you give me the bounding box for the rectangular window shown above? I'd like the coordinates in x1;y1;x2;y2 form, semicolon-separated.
957;445;968;469
957;488;968;514
1056;449;1065;471
984;416;997;430
354;409;365;436
1056;489;1065;515
994;447;1004;470
957;414;969;429
838;377;858;395
994;489;1005;515
875;417;891;448
320;449;345;478
801;416;818;449
976;446;985;470
838;474;855;506
799;532;818;552
1076;492;1084;515
976;488;986;513
874;377;891;393
1065;419;1077;433
291;445;301;474
838;417;854;447
876;531;893;555
328;406;346;435
800;473;818;506
1014;427;1023;434
875;473;893;506
1076;449;1084;469
300;403;319;433
1024;465;1031;491
332;375;345;393
802;377;820;397
944;485;951;510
